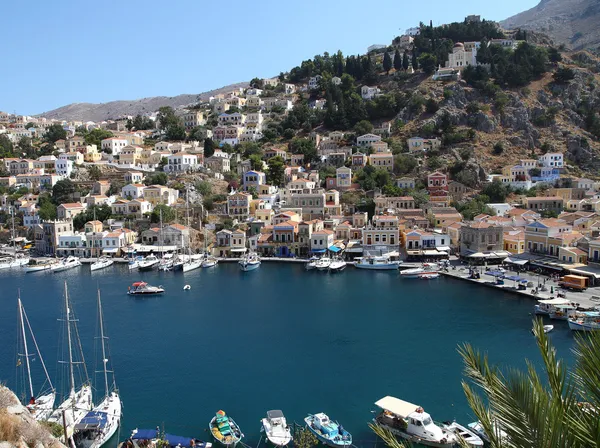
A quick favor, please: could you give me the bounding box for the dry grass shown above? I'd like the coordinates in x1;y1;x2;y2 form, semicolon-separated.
0;411;21;443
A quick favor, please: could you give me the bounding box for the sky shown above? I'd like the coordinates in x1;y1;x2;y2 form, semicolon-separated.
2;0;539;116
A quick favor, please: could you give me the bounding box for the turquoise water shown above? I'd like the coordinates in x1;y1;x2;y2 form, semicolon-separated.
0;264;576;447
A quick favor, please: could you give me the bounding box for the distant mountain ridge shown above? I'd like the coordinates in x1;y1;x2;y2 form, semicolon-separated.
501;0;600;51
37;82;249;122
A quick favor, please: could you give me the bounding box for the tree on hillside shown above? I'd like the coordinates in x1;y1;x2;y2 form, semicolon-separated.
418;53;437;75
157;106;185;141
0;134;14;157
249;154;263;171
249;77;264;89
38;194;57;220
144;172;168;186
151;204;176;223
267;156;285;187
383;52;392;73
354;120;374;136
553;67;575;84
44;124;67;143
402;51;410;71
204;138;215;158
52;179;76;204
84;128;113;147
288;137;317;165
411;50;419;71
393;49;402;71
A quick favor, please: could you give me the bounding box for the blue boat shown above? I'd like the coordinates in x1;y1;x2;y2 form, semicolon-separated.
304;413;352;447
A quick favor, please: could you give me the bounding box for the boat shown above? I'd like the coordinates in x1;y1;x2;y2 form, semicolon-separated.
304;413;352;447
47;283;93;446
532;325;554;335
209;410;244;446
182;257;202;273
16;296;56;421
0;209;30;269
90;256;114;272
180;187;202;274
534;298;578;316
467;421;507;445
128;255;144;270
549;304;578;320
24;259;59;273
305;257;318;271
158;254;174;272
442;422;484;447
261;410;292;447
52;256;82;273
400;266;438;278
354;255;400;270
74;290;122;448
138;255;160;271
239;253;260;271
419;272;440;279
183;285;191;290
127;282;165;296
122;428;212;448
202;254;218;268
568;311;600;331
329;258;347;272
373;396;457;448
315;257;332;271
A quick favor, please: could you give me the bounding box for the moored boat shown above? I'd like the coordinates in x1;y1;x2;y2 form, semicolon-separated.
128;256;144;270
0;254;29;270
329;258;347;272
210;410;243;446
24;259;59;273
467;421;507;445
239;253;260;271
534;298;578;316
202;255;218;268
261;410;292;447
373;396;457;447
304;413;351;447
138;255;160;271
52;256;82;273
122;428;212;448
182;258;202;273
305;257;318;271
549;304;578;320
315;257;332;271
400;266;438;278
127;282;165;296
419;272;440;279
568;311;600;331
354;255;400;270
90;256;114;272
442;422;484;447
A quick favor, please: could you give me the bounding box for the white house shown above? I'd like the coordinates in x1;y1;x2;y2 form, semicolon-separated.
101;137;128;155
361;86;381;100
356;133;382;147
121;183;146;199
55;159;73;177
538;153;564;168
163;153;199;173
308;76;322;90
311;229;334;253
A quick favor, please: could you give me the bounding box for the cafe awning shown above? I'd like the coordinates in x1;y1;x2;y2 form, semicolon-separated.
504;257;528;266
328;246;342;253
102;247;119;254
436;246;451;252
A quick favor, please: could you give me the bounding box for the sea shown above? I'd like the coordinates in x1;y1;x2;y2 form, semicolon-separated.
0;263;577;447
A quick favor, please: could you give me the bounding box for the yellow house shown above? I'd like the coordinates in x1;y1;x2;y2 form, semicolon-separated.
119;145;143;165
143;185;179;206
504;230;525;254
84;152;102;163
255;208;274;226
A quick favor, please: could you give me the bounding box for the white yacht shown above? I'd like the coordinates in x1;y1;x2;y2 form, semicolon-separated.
24;259;59;273
127;256;144;270
305;257;318;271
201;254;218;268
355;255;400;270
329;258;347;272
90;257;114;272
400;265;438;278
182;257;202;273
315;257;331;271
52;256;82;273
239;253;261;271
443;422;484;447
373;396;457;447
261;410;292;447
138;254;160;271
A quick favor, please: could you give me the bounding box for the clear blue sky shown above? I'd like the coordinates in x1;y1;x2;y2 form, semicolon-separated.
3;0;538;116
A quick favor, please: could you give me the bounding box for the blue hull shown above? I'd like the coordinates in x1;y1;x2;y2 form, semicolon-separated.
305;426;351;447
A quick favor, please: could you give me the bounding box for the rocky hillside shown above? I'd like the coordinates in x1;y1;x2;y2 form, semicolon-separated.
38;82;249;122
501;0;600;51
0;386;66;448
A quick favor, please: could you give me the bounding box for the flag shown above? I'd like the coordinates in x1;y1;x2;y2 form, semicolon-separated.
17;359;22;367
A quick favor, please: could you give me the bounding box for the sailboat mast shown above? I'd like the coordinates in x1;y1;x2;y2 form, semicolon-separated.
64;282;76;395
97;290;109;397
11;207;16;260
18;297;34;400
186;187;190;256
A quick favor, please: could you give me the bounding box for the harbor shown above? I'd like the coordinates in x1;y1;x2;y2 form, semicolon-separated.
0;262;579;448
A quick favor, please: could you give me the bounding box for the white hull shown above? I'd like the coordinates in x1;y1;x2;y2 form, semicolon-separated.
182;260;202;273
75;392;122;448
305;262;316;271
48;385;93;442
376;423;454;448
25;263;56;273
443;422;484;447
261;418;292;447
27;391;56;421
90;259;114;272
329;261;347;272
52;259;82;272
138;260;159;270
568;320;600;331
128;261;140;270
202;259;218;268
354;263;399;270
239;261;260;271
315;258;331;271
0;257;29;269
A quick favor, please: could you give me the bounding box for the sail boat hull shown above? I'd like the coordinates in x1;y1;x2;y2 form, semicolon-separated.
48;385;93;442
74;392;122;448
27;391;56;421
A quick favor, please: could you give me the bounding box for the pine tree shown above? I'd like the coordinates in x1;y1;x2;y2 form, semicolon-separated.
402;51;410;71
383;52;392;73
393;49;402;71
412;50;419;71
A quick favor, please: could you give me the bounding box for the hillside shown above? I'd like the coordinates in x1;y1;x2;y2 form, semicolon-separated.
501;0;600;51
38;82;249;122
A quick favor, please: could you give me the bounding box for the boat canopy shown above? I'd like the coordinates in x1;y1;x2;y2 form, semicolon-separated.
267;410;284;419
132;429;159;440
538;298;572;305
374;396;419;418
165;434;197;447
74;411;108;430
132;282;147;287
504;257;529;265
581;311;600;317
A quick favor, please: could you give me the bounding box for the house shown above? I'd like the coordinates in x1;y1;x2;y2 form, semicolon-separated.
143;185;179;206
375;196;415;214
525;197;564;214
371;141;390;153
243;170;267;191
124;171;143;184
162;224;192;249
227;192;252;220
445;42;477;69
56;233;88;257
351;152;367;168
127;199;152;217
121;183;145;199
448;181;470;201
403;229;449;253
57;203;86;220
163;153;199;173
205;155;230;173
55;159;73;177
102;231;127;256
335;167;352;189
101;137;128;155
459;222;504;257
308;75;322;90
181;111;206;131
362;215;400;254
407;137;441;153
431;209;463;230
524;218;577;257
59;152;84;165
373;122;392;137
218;112;246;126
311;229;334;254
369;153;394;171
361;86;381;100
538;152;564;168
504;229;525;254
396;177;415;189
34;219;74;256
213;229;247;257
356;134;381;147
427;172;448;194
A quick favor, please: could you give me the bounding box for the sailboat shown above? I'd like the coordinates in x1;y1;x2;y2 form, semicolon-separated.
74;290;122;448
47;282;93;447
16;296;55;421
181;187;201;273
0;208;29;269
201;229;218;268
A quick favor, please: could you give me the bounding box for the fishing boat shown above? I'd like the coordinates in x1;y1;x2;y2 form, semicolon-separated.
354;255;400;270
419;272;440;280
261;410;292;447
16;296;56;421
329;258;347;272
122;428;212;448
74;290;122;448
304;413;352;447
47;283;93;446
0;209;30;269
442;422;484;447
202;254;218;268
534;298;577;316
138;254;160;271
52;256;82;273
127;282;165;296
315;257;332;271
90;256;114;272
400;266;438;278
239;253;260;271
24;259;59;273
209;410;244;446
549;304;578;320
305;256;318;271
568;311;600;331
373;396;457;448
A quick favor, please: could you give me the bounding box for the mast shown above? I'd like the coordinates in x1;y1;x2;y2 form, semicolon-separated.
186;186;190;257
64;282;76;395
97;290;109;398
11;207;16;260
18;296;34;401
159;209;163;256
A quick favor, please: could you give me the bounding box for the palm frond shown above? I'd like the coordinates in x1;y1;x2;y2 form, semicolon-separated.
368;423;411;448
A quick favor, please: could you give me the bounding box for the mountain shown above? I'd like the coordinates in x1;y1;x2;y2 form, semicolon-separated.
501;0;600;51
37;81;249;122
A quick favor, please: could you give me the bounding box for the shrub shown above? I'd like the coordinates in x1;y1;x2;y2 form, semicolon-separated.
425;98;439;114
466;102;481;114
494;92;509;112
493;142;504;155
553;67;576;84
443;89;454;100
0;412;20;443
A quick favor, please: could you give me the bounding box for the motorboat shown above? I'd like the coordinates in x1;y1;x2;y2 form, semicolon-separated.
304;413;351;447
209;410;244;446
128;256;144;270
127;282;165;296
568;311;600;331
549;304;578;320
90;256;114;272
442;422;484;447
354;255;400;270
329;258;347;272
261;410;292;447
315;257;332;271
182;258;202;273
373;396;457;447
24;259;59;273
419;273;440;280
239;253;260;271
534;298;578;316
400;266;438;279
202;255;218;268
138;255;160;271
158;255;174;272
533;325;554;334
467;421;507;445
0;254;29;270
183;285;191;290
52;256;82;273
305;257;318;271
123;428;212;448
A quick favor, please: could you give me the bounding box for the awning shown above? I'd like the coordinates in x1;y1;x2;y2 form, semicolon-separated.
504;275;528;283
530;261;563;271
311;248;326;253
132;429;159;440
468;252;488;258
374;396;419;418
423;250;441;256
485;270;505;277
230;248;248;253
328;246;341;253
102;247;119;254
538;298;572;305
569;267;600;279
436;246;451;252
504;257;528;265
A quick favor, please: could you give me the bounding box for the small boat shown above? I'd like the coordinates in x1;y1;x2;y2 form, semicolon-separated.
373;396;457;447
533;325;554;335
182;258;202;273
52;256;82;273
443;422;484;447
202;255;218;268
534;298;578;316
128;256;144;270
329;258;347;272
400;266;438;278
467;421;507;445
127;282;165;296
0;254;29;270
568;311;600;331
419;272;440;280
24;259;59;273
138;255;160;271
210;410;243;447
90;256;114;272
239;253;260;271
158;255;174;272
305;257;318;271
549;304;578;320
304;413;351;447
315;257;331;271
183;285;191;290
354;255;400;270
261;410;292;447
123;428;212;448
